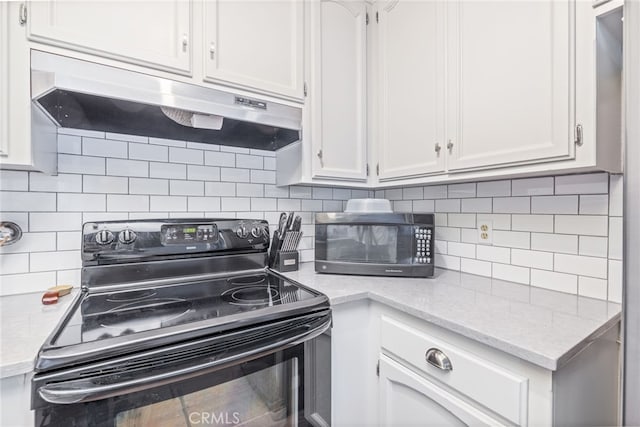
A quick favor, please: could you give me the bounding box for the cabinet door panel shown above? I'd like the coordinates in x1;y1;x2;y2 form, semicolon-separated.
310;0;367;181
204;0;303;99
28;1;191;74
379;355;506;426
376;0;445;181
447;0;574;171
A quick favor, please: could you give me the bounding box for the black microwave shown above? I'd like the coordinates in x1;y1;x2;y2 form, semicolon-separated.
315;212;435;278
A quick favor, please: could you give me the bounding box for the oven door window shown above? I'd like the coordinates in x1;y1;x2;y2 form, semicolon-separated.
325;225;399;263
36;347;308;427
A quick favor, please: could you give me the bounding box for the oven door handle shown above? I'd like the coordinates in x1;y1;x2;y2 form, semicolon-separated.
37;315;330;405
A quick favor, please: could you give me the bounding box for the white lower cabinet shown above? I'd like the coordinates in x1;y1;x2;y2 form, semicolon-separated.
378;355;505;426
0;373;33;426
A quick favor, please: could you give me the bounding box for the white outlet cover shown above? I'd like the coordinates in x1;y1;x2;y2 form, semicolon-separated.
477;220;493;245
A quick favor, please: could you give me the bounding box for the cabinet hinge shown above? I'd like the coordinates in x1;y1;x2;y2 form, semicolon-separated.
376;11;379;23
376;361;380;377
304;82;308;97
18;3;27;25
574;124;583;146
376;163;380;176
366;164;370;176
366;13;369;25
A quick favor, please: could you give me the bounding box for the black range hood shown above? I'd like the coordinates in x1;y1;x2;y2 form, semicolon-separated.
31;51;302;151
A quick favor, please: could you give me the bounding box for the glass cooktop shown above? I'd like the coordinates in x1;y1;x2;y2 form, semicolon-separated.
53;272;318;347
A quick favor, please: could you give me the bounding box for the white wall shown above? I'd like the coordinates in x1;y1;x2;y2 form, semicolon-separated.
0;128;623;302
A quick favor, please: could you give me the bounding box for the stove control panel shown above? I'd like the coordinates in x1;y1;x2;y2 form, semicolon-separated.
82;218;270;264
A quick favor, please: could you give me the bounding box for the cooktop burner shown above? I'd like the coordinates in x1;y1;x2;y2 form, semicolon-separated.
53;272;315;348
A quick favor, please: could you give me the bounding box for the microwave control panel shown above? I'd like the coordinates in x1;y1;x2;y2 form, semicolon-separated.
413;225;433;264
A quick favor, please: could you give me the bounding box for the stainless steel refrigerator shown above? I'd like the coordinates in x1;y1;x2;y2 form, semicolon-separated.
623;1;639;424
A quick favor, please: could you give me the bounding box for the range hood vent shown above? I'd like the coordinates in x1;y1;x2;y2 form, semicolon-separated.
31;51;302;151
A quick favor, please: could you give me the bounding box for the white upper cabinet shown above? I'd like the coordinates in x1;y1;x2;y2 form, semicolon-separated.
27;1;192;74
203;0;304;100
309;0;368;181
376;0;446;181
446;0;575;171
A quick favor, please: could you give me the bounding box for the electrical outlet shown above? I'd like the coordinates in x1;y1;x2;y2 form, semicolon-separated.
477;220;493;245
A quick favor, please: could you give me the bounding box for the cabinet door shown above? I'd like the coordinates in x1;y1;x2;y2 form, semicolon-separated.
0;2;8;158
378;355;506;426
376;0;445;181
28;1;191;74
446;0;574;171
204;0;304;100
309;0;368;181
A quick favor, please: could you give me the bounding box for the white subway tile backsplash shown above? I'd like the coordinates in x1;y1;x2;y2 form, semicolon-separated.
554;253;607;279
423;185;447;199
461;198;492;213
0;171;28;191
108;195;149;212
579;195;609;215
129;178;169;195
477;180;510;197
187;165;220;182
511;215;553;232
250;149;274;157
187;197;221;212
205;151;235;167
31;173;83;193
221;168;250;183
493;197;530;213
578;277;608;300
57;231;81;251
448;242;476;259
555;173;608;194
105;132;148;144
531;195;578;214
436;227;460;242
302;199;323;211
221;198;250;212
59;154;105;175
30;212;82;232
57;134;82;154
448;214;475;228
608;260;622;303
579;236;608;258
312;187;333;199
511;249;553;270
221;146;250;154
278;199;301;211
57;193;106;212
531;233;577;254
150;196;187;212
384;189;403;200
129;212;168;220
608;217;623;260
434;213;448;227
448;183;476;198
461;229;479;244
1;192;56;212
264;157;276;170
555;215;608;236
0;253;29;274
169;147;204;165
531;269;577;294
149;137;186;147
435;199;461;213
107;158;148;177
236;183;264;197
511;177;554;196
434;240;448;254
435;254;460;271
477;214;511;230
289;186;312;199
31;250;81;272
251;198;277;211
149;162;186;179
403;187;423;200
83;212;126;222
129;143;168;162
0;232;56;254
461;258;491;277
492;263;529;285
493;230;530;249
170;180;204;196
206;182;236;197
251;170;276;184
476;245;510;264
59;128;105;138
0;271;57;295
609;175;623;217
413;200;435;213
83;176;128;194
57;269;81;286
186;142;220;151
83;137;128;158
236;154;263;169
323;200;343;211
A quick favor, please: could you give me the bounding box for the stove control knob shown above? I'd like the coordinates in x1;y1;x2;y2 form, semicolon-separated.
236;226;248;239
118;229;137;244
251;227;261;238
95;229;114;245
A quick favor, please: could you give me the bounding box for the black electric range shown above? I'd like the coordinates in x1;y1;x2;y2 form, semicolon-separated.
32;218;331;425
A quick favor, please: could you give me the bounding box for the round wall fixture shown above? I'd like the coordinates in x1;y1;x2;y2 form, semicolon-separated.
0;222;23;246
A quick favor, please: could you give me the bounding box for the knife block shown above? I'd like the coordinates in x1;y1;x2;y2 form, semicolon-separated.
274;250;299;272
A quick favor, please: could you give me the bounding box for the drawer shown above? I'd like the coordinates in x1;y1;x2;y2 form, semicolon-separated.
380;316;528;425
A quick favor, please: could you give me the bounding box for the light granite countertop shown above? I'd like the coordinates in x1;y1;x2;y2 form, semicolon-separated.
0;264;621;378
282;263;621;371
0;290;79;379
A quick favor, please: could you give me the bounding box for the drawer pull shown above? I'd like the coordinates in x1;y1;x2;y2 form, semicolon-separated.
425;348;453;372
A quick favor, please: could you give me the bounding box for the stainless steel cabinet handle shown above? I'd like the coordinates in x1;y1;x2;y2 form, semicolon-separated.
209;43;216;60
435;143;442;154
425;348;453;371
575;124;583;146
447;140;454;153
182;34;188;52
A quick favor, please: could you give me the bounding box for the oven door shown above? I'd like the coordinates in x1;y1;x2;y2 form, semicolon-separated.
33;312;331;427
